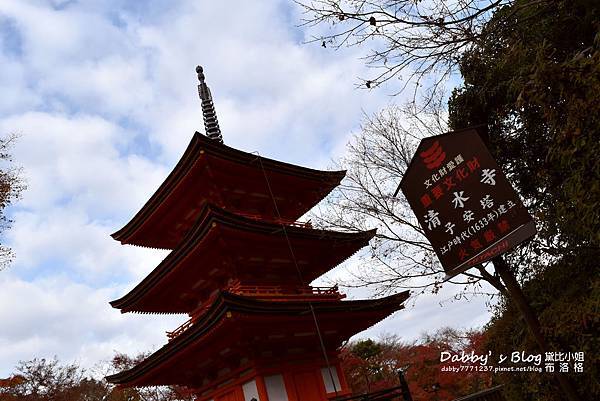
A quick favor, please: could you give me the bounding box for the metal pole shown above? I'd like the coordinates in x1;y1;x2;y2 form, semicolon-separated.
397;370;413;401
492;256;581;401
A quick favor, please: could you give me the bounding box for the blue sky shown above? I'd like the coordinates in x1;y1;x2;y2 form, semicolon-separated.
0;0;492;377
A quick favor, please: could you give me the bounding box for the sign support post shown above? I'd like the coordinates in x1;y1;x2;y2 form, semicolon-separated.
397;370;413;401
492;256;581;401
400;128;581;401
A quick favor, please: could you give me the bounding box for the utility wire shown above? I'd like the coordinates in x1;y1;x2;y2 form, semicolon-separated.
253;153;340;396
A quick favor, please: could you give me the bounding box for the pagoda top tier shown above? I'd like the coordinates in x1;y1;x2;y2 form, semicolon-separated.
112;133;346;249
110;203;375;314
106;290;409;388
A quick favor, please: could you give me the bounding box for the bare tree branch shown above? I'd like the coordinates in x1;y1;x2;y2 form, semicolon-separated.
295;0;547;98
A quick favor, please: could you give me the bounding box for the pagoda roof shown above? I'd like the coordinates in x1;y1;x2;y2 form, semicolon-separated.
112;133;346;249
106;290;409;387
110;203;375;314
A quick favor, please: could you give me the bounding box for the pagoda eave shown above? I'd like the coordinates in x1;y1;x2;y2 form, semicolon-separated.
109;203;376;314
106;290;409;387
111;132;346;249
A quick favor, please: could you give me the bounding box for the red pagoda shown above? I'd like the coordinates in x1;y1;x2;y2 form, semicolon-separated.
107;66;409;401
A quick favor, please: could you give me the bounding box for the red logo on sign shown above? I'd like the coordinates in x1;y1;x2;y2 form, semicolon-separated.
420;141;446;169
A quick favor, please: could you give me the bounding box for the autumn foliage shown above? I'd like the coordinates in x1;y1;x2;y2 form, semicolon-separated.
340;329;492;401
0;355;193;401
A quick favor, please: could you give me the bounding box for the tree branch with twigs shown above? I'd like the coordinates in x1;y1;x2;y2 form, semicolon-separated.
295;0;546;99
313;102;506;299
0;133;25;271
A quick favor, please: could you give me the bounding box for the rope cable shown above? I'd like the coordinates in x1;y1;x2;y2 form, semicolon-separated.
253;152;340;396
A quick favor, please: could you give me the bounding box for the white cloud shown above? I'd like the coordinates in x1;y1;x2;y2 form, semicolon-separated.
0;111;166;217
314;257;493;343
0;275;185;375
6;208;168;282
0;0;492;378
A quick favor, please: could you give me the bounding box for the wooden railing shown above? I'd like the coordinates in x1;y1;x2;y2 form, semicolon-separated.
166;296;215;341
167;319;194;340
452;385;505;401
331;385;405;401
332;374;504;401
166;284;344;340
234;211;313;228
228;283;345;300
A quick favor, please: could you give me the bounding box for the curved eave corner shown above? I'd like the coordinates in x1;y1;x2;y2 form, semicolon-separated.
105;290;409;386
109;298;134;313
110;132;347;246
108;204;377;315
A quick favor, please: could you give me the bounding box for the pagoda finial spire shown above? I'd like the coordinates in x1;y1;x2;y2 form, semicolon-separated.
196;65;223;143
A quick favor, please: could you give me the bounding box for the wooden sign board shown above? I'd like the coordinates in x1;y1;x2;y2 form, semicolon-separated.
400;128;536;278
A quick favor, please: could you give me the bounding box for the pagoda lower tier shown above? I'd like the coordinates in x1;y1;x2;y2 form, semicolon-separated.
112;133;346;249
106;291;409;401
110;203;375;314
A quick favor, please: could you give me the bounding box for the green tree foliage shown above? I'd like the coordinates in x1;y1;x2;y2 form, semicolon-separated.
304;0;599;281
484;251;599;400
447;2;600;399
345;339;386;392
300;1;597;399
448;0;600;256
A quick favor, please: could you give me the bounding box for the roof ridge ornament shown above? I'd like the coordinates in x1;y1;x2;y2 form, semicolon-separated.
196;65;223;143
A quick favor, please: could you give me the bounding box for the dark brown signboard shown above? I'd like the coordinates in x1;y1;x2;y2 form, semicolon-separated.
400;128;536;278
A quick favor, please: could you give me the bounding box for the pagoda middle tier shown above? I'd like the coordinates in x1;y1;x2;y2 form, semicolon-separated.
111;132;346;249
110;203;375;314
